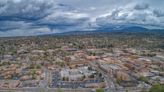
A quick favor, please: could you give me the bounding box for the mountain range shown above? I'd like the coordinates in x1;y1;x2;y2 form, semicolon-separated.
43;25;164;36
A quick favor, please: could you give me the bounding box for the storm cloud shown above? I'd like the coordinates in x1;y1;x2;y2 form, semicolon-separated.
95;3;164;28
0;0;164;37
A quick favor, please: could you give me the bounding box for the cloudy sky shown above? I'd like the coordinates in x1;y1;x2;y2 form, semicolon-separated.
0;0;164;37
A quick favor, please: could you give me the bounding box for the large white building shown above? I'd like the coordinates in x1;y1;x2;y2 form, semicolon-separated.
60;66;96;81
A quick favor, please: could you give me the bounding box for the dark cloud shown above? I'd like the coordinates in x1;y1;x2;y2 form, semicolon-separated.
95;4;163;28
153;10;164;17
0;0;54;21
134;3;149;10
0;0;91;36
0;0;164;37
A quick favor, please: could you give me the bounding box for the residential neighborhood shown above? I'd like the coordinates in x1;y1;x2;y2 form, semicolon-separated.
0;36;163;92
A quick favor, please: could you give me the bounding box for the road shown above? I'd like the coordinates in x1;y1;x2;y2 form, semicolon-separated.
88;61;151;92
0;88;94;92
89;62;116;89
0;87;150;92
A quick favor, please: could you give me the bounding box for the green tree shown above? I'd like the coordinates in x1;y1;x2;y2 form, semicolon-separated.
139;76;149;83
57;88;63;92
149;84;164;92
96;88;104;92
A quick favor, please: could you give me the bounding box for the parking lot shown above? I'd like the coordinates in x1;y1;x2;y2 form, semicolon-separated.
50;71;105;88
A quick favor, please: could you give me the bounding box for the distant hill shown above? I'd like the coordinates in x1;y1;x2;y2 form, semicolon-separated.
48;26;163;35
119;26;149;32
97;25;149;32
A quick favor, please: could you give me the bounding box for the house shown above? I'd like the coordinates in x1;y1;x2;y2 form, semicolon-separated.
100;64;121;77
0;80;20;88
